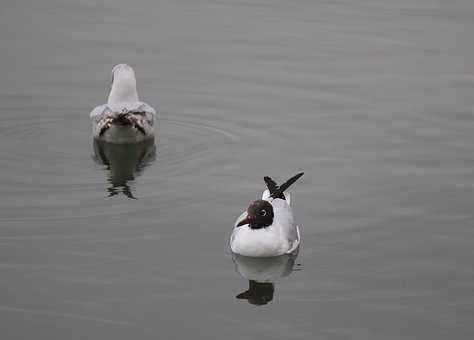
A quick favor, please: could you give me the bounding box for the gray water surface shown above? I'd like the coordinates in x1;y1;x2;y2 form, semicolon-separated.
1;0;474;339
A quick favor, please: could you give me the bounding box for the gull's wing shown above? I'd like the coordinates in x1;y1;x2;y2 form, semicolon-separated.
270;172;304;199
90;104;111;121
264;176;278;195
90;101;156;127
262;189;291;205
136;102;156;115
107;101;156;115
286;226;300;254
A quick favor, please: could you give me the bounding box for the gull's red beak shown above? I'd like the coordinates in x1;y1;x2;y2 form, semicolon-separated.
237;215;251;227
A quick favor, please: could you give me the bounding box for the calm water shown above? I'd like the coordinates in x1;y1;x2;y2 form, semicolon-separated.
1;0;474;339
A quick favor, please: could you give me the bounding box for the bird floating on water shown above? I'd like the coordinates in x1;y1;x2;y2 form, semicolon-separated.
90;64;156;144
230;172;304;257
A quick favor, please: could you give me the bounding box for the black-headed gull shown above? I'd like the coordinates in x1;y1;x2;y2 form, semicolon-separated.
90;64;156;144
230;172;304;257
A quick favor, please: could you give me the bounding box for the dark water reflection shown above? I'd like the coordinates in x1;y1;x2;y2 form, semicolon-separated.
236;281;275;306
232;253;297;306
92;139;156;198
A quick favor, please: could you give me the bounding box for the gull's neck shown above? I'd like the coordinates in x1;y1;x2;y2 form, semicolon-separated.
107;71;139;104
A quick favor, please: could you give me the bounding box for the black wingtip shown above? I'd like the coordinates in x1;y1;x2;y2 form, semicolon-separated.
294;172;304;181
270;172;304;199
264;176;278;195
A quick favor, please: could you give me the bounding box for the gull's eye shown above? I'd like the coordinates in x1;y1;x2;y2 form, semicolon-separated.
260;210;267;216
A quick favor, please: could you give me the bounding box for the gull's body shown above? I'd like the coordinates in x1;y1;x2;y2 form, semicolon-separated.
230;192;300;257
230;173;303;258
90;64;156;144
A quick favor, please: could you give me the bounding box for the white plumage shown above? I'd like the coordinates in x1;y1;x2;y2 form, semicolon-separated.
90;64;156;144
230;190;301;257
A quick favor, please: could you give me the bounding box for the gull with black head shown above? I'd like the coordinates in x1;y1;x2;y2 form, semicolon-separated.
230;172;304;257
90;64;156;144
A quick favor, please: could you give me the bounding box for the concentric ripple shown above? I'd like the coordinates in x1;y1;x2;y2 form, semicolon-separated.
0;110;243;224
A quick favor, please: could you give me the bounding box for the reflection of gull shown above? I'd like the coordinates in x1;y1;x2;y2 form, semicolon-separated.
93;139;156;199
232;253;297;306
232;253;297;282
90;64;156;144
236;281;274;306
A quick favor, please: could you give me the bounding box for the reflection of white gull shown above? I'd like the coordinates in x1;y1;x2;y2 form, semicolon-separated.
92;139;156;199
232;253;297;283
90;64;156;144
232;253;297;305
230;173;303;257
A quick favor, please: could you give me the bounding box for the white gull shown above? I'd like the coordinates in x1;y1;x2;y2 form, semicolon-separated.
90;64;156;144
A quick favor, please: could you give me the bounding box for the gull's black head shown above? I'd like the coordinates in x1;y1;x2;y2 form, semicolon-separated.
237;199;274;229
